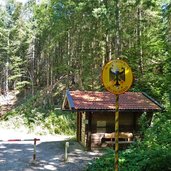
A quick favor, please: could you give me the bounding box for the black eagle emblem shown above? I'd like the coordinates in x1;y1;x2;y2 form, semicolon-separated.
109;67;125;87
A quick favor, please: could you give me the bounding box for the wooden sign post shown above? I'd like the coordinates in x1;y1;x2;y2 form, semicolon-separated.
102;59;133;171
115;94;119;171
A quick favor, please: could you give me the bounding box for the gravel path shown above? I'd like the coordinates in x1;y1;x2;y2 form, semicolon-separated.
0;129;103;171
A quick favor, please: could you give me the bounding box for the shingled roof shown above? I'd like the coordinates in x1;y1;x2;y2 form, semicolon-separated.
62;90;162;112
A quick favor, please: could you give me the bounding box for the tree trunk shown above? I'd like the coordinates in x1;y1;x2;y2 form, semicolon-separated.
67;31;71;88
104;0;111;64
115;0;121;57
31;39;35;95
105;33;112;63
4;61;9;95
137;6;143;74
4;31;10;95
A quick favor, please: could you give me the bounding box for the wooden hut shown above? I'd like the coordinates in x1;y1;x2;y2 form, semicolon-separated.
62;90;162;150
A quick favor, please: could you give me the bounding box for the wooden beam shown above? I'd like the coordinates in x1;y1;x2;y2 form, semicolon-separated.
87;112;92;151
76;112;79;142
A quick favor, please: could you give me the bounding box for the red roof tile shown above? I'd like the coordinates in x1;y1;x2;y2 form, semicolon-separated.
63;90;162;111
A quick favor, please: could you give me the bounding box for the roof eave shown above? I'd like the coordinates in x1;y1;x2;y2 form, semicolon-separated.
65;108;161;113
142;92;164;110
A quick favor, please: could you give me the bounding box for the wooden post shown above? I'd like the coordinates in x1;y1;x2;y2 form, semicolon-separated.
64;142;69;162
33;138;37;161
115;94;119;171
88;112;92;151
77;112;79;141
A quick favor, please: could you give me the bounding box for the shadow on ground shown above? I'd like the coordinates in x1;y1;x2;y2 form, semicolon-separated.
0;140;103;171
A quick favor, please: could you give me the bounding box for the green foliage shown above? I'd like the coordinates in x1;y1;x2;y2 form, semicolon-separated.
3;92;76;135
86;108;171;171
138;112;151;136
0;0;32;92
86;149;114;171
44;110;76;135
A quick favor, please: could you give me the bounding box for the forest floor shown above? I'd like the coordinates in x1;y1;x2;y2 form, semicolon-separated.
0;128;103;171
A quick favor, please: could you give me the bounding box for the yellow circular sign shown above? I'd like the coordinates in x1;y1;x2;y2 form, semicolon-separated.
102;59;133;94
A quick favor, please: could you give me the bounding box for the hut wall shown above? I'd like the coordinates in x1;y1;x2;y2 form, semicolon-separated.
119;113;134;132
91;112;137;133
91;112;114;133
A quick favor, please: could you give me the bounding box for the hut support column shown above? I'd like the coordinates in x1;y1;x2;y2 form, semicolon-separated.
87;112;92;151
77;112;81;142
77;112;79;141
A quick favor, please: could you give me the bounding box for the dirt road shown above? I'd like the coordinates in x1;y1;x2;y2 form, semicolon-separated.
0;129;102;171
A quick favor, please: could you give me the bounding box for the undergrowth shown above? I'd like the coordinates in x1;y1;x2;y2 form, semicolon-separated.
2;92;76;135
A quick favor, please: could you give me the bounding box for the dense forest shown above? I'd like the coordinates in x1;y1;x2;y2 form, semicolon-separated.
0;0;171;103
0;0;171;170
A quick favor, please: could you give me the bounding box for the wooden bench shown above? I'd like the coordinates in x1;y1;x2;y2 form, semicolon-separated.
91;132;134;148
102;132;134;147
104;132;133;142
